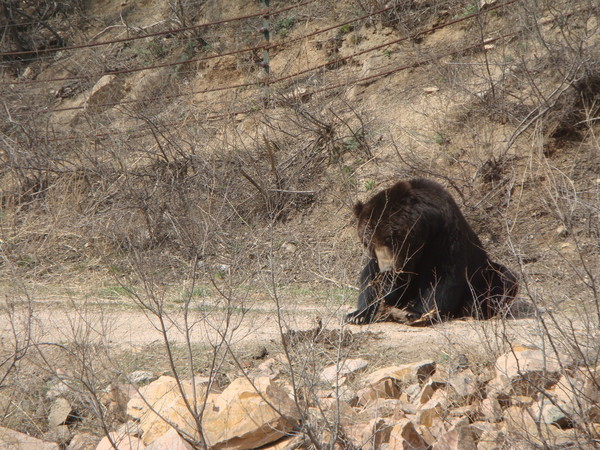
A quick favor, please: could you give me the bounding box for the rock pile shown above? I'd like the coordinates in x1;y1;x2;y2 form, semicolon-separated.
0;345;597;449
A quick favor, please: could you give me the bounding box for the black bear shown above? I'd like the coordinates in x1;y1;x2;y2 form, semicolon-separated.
346;178;518;325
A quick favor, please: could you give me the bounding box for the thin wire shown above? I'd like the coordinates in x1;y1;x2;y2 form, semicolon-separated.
3;0;518;87
0;0;318;57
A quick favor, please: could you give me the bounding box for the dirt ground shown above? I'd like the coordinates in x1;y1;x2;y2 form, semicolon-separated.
2;292;590;368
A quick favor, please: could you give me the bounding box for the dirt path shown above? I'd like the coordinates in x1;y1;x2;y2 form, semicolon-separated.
3;297;588;366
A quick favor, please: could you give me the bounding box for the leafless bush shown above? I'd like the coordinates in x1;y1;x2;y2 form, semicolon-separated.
355;0;466;34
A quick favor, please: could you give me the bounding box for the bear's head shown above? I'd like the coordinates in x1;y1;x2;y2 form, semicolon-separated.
354;181;413;272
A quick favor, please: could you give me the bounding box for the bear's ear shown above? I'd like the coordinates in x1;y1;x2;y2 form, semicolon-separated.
353;201;364;218
389;180;410;197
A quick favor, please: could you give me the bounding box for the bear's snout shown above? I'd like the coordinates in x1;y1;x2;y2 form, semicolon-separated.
374;246;394;272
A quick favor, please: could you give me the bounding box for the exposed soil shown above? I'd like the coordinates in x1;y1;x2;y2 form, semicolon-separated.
2;293;591;367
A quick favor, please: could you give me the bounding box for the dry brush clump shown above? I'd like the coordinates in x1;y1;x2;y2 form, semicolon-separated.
1;97;373;281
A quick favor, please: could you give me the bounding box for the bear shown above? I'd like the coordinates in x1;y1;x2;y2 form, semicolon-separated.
345;178;518;325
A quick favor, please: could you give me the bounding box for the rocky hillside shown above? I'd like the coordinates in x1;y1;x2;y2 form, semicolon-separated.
1;0;597;288
0;0;598;448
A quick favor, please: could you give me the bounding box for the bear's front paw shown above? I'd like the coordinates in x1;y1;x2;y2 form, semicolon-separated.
345;310;372;325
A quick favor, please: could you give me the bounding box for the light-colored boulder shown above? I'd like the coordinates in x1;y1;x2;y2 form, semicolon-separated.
449;404;480;423
355;378;400;406
48;397;74;428
416;388;449;427
359;418;392;448
67;432;99;450
492;346;567;396
551;369;599;423
362;398;415;420
446;369;479;404
145;428;192;450
388;418;428;449
128;375;214;445
127;376;180;421
367;361;436;387
140;391;217;445
433;424;482;450
202;376;299;449
480;397;502;423
502;405;579;447
530;397;573;428
0;426;59;449
316;398;359;427
510;395;534;407
356;361;436;407
127;375;211;420
320;358;368;384
96;432;146;450
116;421;142;438
476;429;506;449
414;379;445;405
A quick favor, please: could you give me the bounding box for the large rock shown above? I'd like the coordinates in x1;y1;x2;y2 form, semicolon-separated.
388;418;428;449
127;376;180;421
413;379;445;405
367;361;436;387
551;368;600;424
476;429;506;450
202;376;299;449
491;346;567;396
361;398;416;420
357;361;436;406
67;433;99;450
127;375;211;420
0;426;59;449
146;428;192;450
355;379;400;406
433;424;482;450
530;397;573;428
416;389;449;427
48;397;74;428
480;397;502;423
446;369;479;404
320;358;368;384
359;418;393;448
137;376;216;445
130;374;297;448
96;432;146;450
503;405;579;447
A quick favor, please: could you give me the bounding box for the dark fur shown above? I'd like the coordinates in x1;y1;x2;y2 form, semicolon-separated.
346;178;518;325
